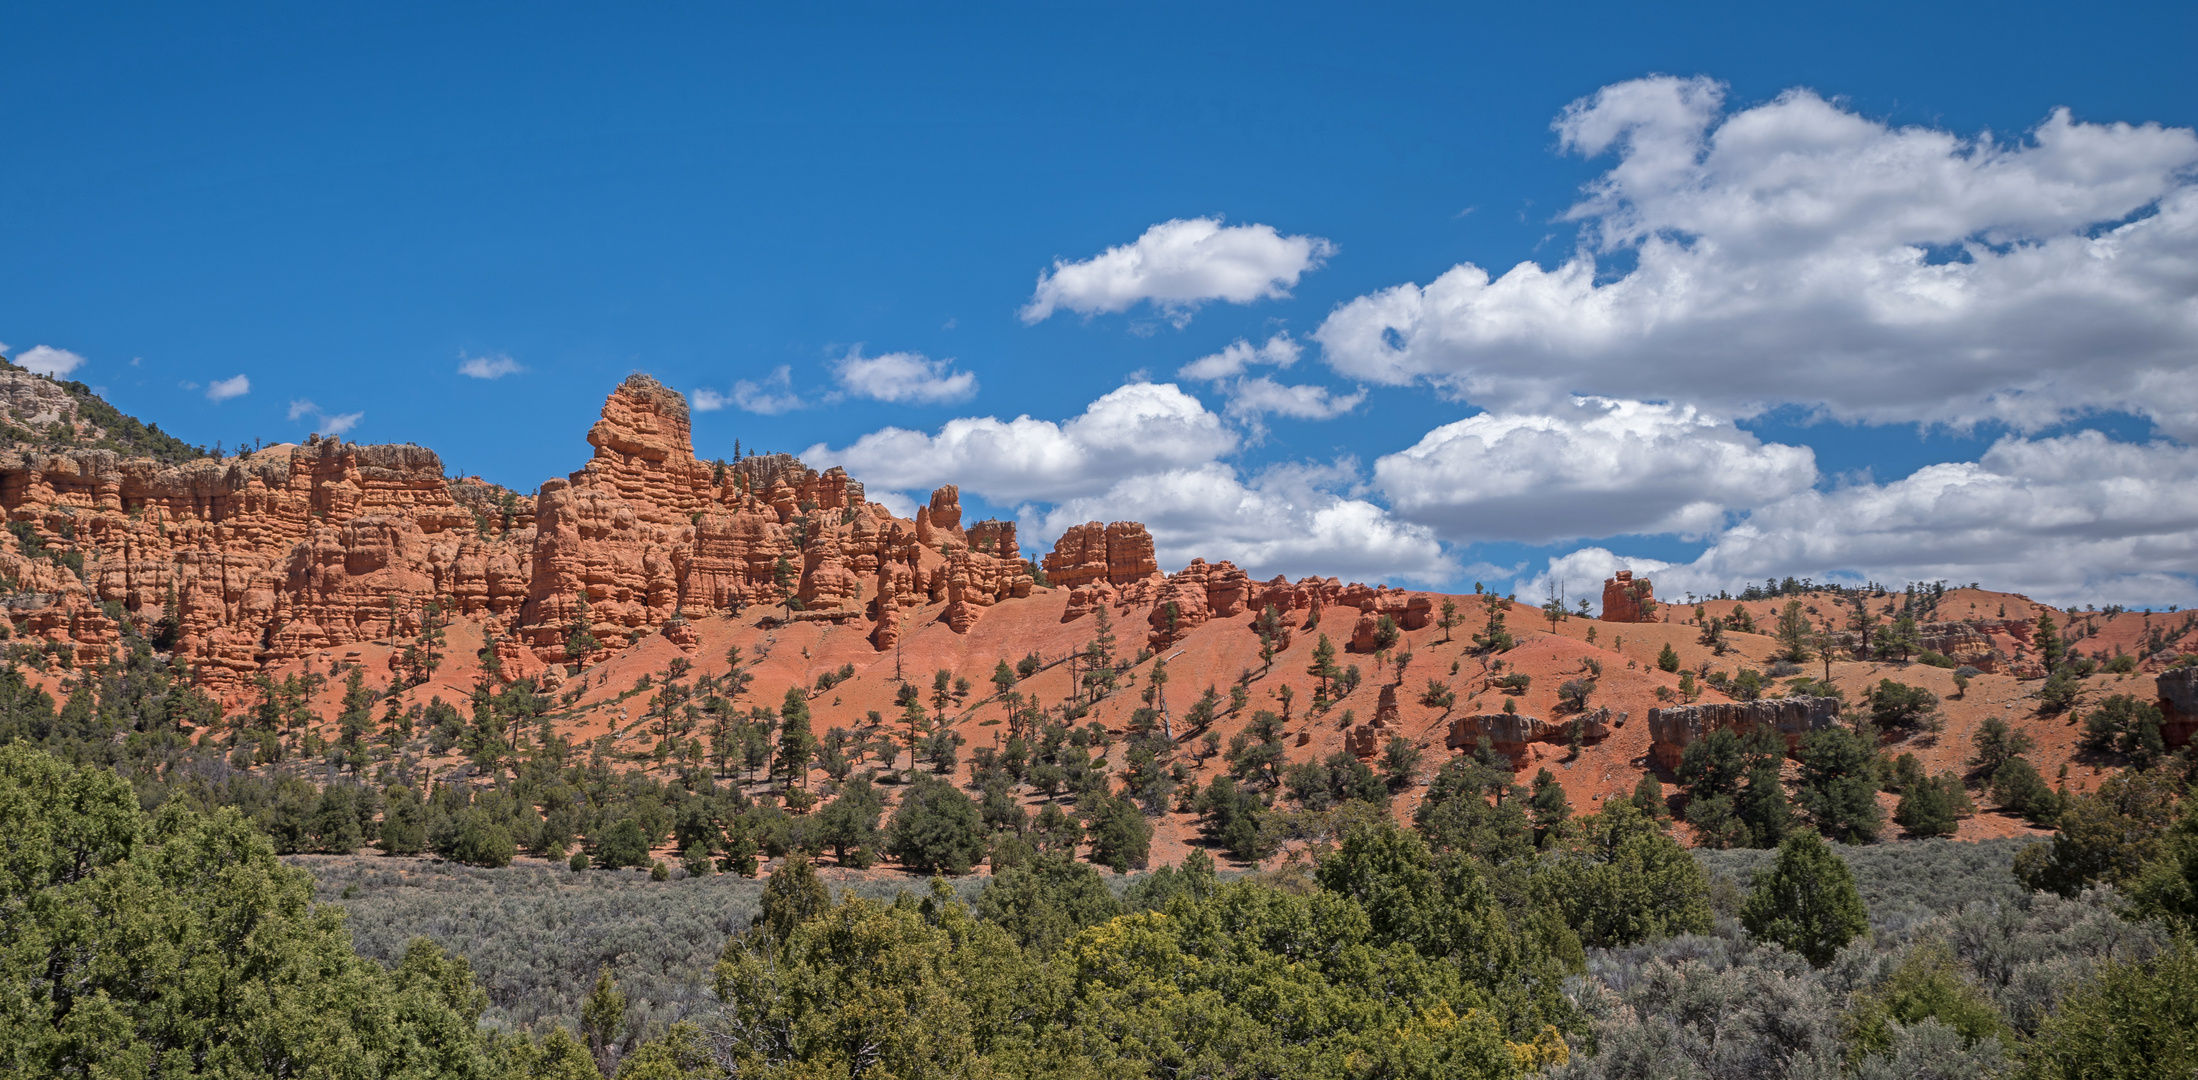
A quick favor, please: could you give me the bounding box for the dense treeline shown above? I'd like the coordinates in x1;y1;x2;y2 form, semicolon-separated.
5;593;2198;1074
10;739;2198;1078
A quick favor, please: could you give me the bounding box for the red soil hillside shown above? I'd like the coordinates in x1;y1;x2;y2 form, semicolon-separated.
3;373;2189;870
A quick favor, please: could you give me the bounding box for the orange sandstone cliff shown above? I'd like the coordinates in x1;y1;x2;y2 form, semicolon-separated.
0;375;1038;701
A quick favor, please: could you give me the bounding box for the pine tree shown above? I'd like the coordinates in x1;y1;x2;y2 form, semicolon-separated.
1796;726;1883;843
776;685;815;789
774;554;800;613
1307;634;1339;697
1471;594;1513;652
2035;609;2066;670
565;589;598;662
1529;769;1571;848
1776;599;1813;663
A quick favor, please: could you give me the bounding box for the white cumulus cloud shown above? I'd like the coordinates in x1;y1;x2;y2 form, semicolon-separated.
1375;398;1818;543
1178;333;1302;380
458;353;524;379
205;375;251;402
1520;431;2198;609
833;347;978;404
287;398;363;435
1025;461;1457;585
695;366;806;415
1222;377;1367;425
1314;76;2198;434
17;346;87;378
806;382;1237;503
1177;334;1361;429
1022;217;1336;326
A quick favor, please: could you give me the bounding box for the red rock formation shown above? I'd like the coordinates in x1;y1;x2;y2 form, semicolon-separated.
1042;521;1159;590
0;374;1050;700
1646;697;1841;771
1441;707;1618;766
2158;667;2198;749
1145;558;1252;647
1601;570;1655;623
1345;684;1404;757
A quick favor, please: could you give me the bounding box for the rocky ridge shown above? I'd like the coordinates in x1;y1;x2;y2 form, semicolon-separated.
0;375;1044;699
0;373;1459;706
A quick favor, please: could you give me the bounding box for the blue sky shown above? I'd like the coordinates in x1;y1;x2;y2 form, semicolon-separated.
4;2;2196;606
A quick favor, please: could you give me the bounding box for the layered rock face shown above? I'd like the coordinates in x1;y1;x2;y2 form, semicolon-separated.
0;375;1035;699
1601;571;1655;622
2158;667;2198;749
1824;619;2014;672
1131;556;1432;650
1443;707;1618;765
1646;696;1842;771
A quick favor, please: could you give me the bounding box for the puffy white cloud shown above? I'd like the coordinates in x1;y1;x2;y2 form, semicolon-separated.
1315;77;2198;434
814;380;1452;584
1222;377;1366;425
1521;431;2198;609
695;366;805;415
17;345;86;378
1375;398;1817;543
806;382;1237;503
1514;547;1678;617
1022;218;1336;326
288;398;363;434
833;348;977;404
1178;333;1302;380
205;375;250;402
1176;334;1361;428
458;353;523;379
1025;461;1456;584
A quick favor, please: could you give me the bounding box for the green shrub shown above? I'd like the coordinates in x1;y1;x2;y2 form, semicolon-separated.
595;816;655;870
886;775;986;875
1990;757;2062;824
1742;829;1869;966
975;852;1123;953
1083;789;1153;872
1895;774;1964;838
1846;941;2008;1055
2014;768;2183;896
1868;678;1942;733
2078;693;2166;763
0;745;493;1075
2022;938;2198;1079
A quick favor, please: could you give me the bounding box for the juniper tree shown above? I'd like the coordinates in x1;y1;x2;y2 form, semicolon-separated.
1741;829;1868;967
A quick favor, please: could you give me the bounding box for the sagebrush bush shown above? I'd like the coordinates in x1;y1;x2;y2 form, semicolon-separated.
296;855;983;1040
